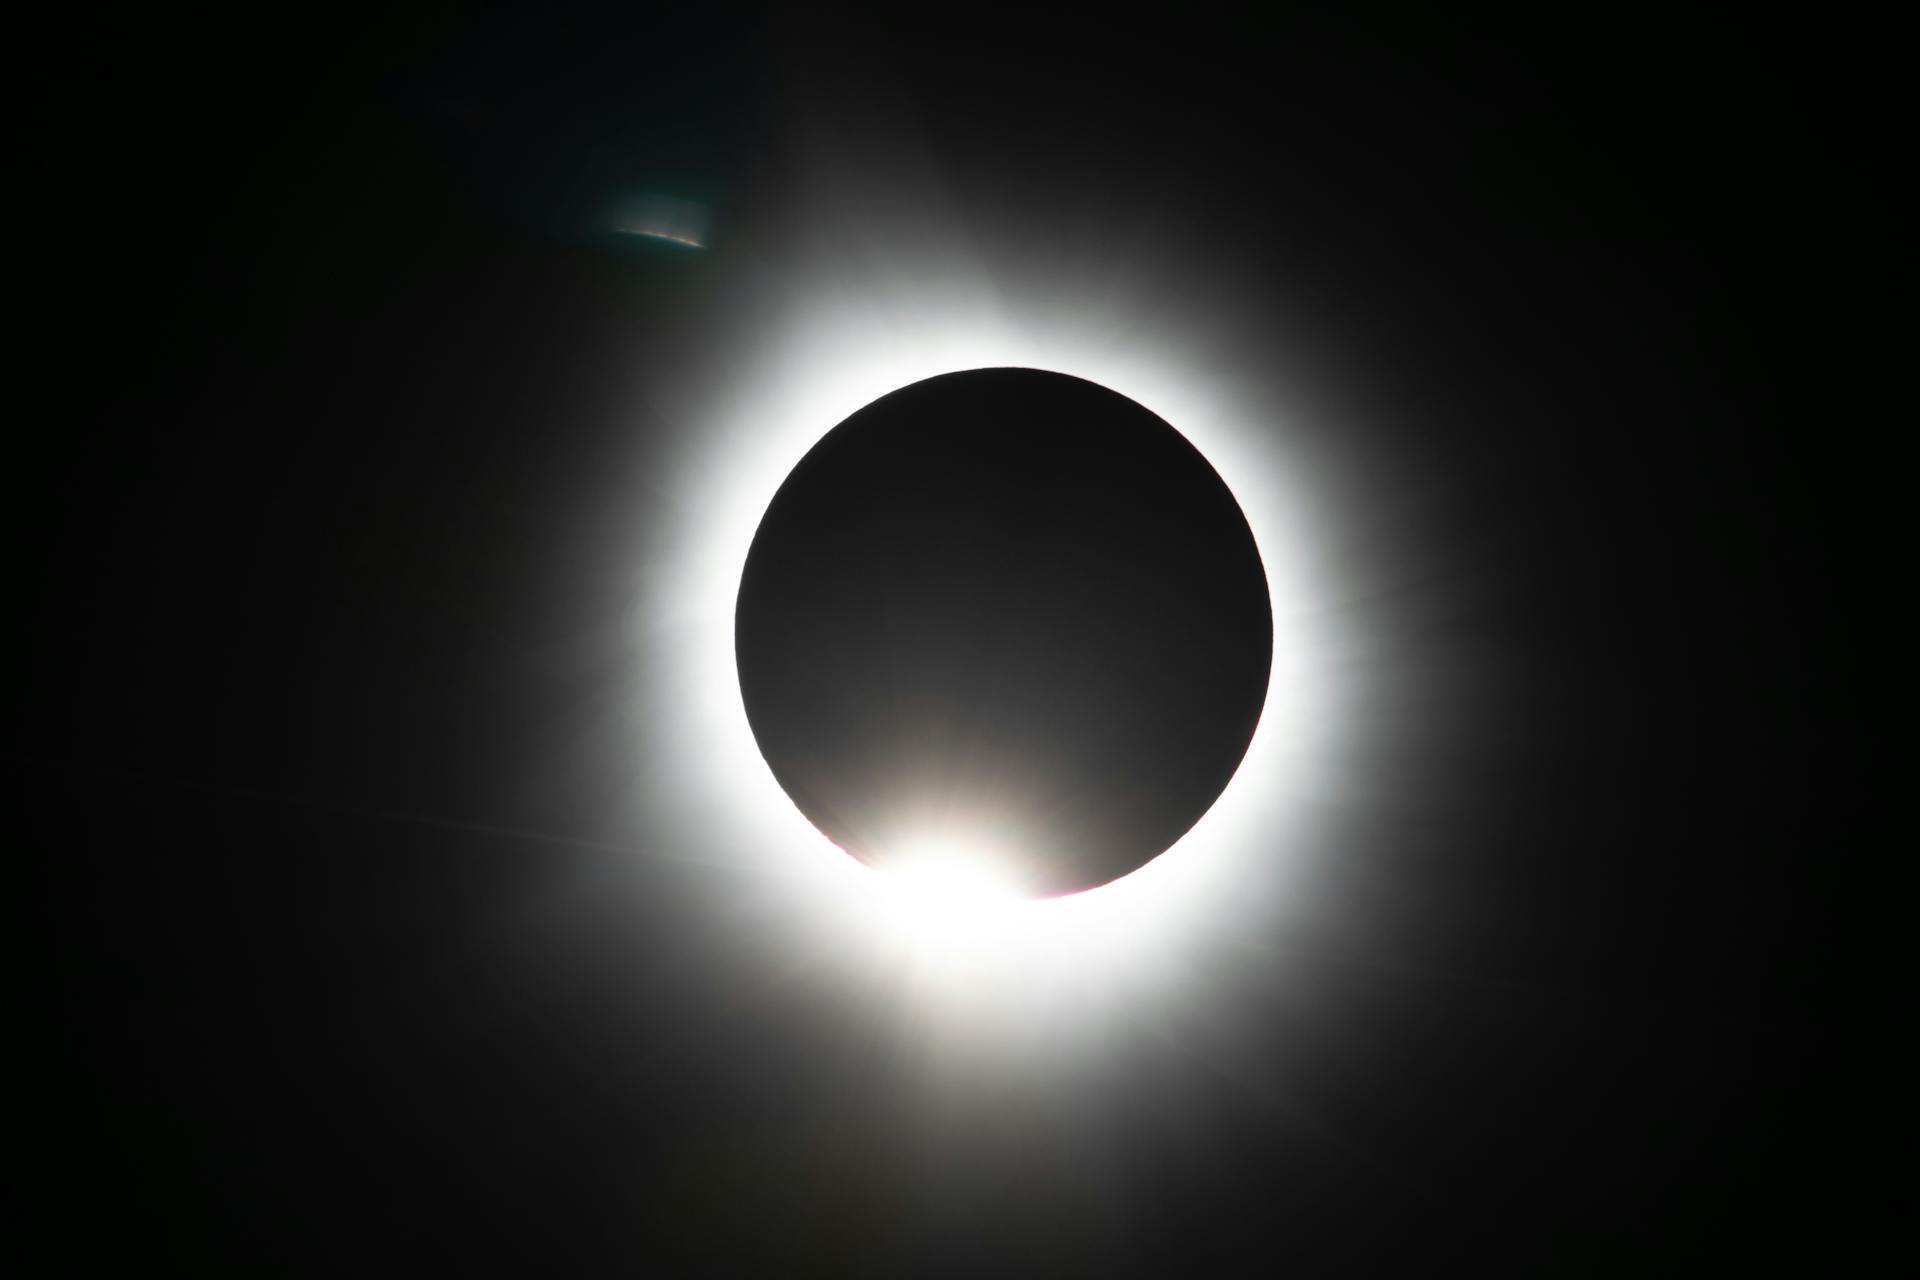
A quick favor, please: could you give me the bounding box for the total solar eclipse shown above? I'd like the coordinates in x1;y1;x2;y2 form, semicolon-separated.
735;368;1272;898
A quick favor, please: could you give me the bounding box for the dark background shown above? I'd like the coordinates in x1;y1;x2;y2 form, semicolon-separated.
23;8;1889;1275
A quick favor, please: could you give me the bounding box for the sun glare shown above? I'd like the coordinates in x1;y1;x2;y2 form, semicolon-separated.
861;838;1030;948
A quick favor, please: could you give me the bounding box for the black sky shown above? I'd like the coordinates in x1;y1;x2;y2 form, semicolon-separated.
24;9;1889;1276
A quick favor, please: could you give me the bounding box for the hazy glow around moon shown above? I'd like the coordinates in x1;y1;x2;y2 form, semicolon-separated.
621;123;1355;1031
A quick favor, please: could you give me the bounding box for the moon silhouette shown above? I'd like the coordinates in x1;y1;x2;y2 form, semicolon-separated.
735;368;1272;897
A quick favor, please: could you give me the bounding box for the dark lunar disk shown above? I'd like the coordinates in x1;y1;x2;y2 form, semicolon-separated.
735;368;1272;897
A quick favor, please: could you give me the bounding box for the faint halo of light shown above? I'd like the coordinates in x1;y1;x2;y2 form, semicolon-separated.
635;241;1339;1015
